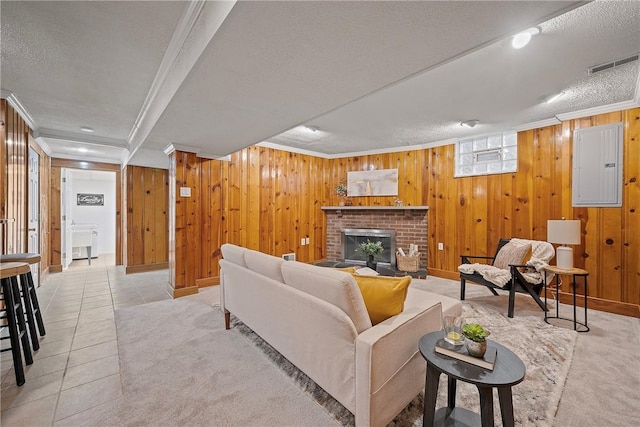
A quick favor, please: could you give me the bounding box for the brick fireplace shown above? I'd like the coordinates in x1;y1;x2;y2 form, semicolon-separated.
322;206;429;270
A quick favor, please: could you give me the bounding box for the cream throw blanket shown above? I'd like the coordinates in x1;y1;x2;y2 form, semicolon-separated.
458;239;555;288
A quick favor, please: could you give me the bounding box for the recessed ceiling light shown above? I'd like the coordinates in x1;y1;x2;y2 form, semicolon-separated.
539;91;565;104
80;126;94;133
460;119;480;128
511;27;541;49
304;125;320;132
76;147;89;153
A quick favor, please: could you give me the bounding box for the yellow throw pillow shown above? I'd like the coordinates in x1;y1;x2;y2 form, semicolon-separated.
350;274;412;325
336;267;357;273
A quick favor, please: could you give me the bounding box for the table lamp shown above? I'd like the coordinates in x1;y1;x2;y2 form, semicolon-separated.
547;219;581;270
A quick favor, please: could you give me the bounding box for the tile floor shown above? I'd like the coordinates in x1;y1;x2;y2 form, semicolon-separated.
1;255;172;426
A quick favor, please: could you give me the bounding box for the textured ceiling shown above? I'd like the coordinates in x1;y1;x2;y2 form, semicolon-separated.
2;1;639;164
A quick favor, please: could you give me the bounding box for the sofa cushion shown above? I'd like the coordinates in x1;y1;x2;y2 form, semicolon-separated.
404;286;462;318
281;261;372;333
221;243;248;267
350;275;412;325
244;250;285;283
493;240;532;270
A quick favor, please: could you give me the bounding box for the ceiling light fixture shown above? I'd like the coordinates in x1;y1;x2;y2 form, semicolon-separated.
76;147;89;153
80;126;94;133
511;27;541;49
539;91;565;103
460;119;480;128
304;125;320;132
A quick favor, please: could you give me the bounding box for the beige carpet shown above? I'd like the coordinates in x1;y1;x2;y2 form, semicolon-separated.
57;281;579;426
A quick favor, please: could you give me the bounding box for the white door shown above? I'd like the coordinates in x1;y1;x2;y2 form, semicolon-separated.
61;168;73;269
28;148;40;285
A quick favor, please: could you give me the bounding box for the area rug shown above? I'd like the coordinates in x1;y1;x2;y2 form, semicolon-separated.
232;301;578;427
55;297;576;427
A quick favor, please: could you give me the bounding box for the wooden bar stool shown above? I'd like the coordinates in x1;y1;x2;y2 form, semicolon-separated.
0;253;46;350
1;262;34;386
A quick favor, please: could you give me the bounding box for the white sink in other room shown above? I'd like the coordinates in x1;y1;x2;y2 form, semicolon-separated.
72;223;99;260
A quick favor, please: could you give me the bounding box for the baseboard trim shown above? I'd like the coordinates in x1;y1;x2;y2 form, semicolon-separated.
125;262;169;274
170;285;199;299
195;276;220;288
427;268;459;281
49;264;62;273
555;291;640;318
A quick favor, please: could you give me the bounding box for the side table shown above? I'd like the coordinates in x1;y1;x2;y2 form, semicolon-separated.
543;266;589;332
419;331;525;427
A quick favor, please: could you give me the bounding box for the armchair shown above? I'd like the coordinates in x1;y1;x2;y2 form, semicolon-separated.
459;238;554;318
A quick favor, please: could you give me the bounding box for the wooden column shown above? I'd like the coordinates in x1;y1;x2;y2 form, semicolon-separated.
168;150;201;298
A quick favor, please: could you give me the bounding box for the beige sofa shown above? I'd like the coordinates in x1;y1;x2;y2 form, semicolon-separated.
219;244;462;427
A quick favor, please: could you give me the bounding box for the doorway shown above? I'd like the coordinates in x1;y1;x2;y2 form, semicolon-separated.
61;168;117;269
28;147;40;285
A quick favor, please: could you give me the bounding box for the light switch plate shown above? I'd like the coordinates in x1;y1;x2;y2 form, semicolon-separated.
180;187;191;197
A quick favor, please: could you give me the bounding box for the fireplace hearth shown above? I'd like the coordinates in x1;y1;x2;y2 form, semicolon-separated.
322;206;429;270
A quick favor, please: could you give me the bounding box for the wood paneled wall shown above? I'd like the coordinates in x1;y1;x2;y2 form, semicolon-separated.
124;165;169;272
170;108;639;317
1;99;29;254
423;108;639;314
168;147;437;290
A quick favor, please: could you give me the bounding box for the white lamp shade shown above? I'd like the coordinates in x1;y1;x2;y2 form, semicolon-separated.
547;220;581;245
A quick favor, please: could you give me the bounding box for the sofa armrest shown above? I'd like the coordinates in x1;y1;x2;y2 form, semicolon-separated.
354;302;443;427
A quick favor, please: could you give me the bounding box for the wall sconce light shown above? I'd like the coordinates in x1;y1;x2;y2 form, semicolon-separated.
547;219;581;270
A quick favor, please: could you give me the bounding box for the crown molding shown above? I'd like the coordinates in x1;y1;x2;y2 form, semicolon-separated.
164;143;201;156
513;117;562;132
32;137;53;156
1;91;37;130
125;0;237;167
556;98;640;121
36;128;127;148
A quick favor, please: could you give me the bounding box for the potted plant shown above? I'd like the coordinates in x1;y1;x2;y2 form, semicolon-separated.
335;182;349;206
358;240;384;270
462;323;490;358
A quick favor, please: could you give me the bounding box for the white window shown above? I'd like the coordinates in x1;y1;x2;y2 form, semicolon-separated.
455;131;518;177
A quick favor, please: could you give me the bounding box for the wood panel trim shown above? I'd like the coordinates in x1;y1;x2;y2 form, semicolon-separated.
428;268;460;281
49;264;62;273
195;276;220;287
171;284;199;298
125;262;169;274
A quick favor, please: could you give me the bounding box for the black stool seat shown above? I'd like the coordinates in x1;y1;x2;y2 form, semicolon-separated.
0;253;46;347
1;262;34;386
0;253;41;264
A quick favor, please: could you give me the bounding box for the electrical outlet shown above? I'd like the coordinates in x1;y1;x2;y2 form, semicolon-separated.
305;237;310;245
438;242;444;251
301;238;306;246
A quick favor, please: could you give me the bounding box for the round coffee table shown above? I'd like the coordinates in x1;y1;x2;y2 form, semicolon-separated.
419;331;525;427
